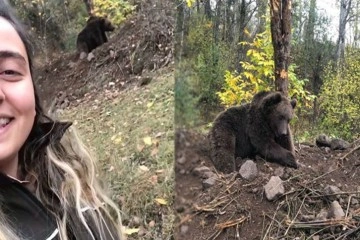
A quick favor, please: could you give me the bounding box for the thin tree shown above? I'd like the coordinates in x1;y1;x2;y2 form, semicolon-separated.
269;0;292;96
335;0;352;63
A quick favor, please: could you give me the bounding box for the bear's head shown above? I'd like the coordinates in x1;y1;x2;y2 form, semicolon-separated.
87;15;115;32
260;92;296;138
101;16;115;31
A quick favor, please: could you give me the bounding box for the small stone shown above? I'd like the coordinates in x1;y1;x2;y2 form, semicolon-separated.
316;209;328;221
203;177;217;189
177;155;186;164
328;201;345;219
274;167;284;177
351;198;359;206
324;185;342;200
312;236;320;240
148;220;156;228
193;166;212;178
324;147;331;153
316;134;332;148
180;225;189;235
239;160;258;181
87;52;95;61
79;52;87;60
264;176;284;201
330;138;350;150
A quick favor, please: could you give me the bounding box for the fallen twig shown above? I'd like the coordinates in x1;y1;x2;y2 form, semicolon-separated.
214;216;247;230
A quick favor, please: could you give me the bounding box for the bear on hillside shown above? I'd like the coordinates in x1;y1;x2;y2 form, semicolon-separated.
209;91;298;173
76;15;115;59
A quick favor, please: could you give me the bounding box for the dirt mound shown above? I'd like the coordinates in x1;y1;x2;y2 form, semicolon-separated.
34;0;174;111
175;128;360;239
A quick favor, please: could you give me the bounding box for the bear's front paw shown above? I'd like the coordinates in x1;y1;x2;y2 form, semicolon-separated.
284;152;298;169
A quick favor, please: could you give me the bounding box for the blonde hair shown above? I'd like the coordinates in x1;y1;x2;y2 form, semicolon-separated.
0;1;123;238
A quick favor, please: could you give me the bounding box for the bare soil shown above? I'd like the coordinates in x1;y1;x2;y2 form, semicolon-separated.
175;128;360;240
33;0;174;112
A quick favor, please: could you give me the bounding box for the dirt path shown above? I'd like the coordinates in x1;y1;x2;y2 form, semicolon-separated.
175;129;360;240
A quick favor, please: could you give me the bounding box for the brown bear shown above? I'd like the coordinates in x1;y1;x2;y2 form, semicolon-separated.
209;91;297;173
76;15;115;59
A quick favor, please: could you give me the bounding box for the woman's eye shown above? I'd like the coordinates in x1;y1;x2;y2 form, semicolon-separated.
3;70;19;75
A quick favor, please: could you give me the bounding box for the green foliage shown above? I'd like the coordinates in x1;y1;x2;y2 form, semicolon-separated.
93;0;135;25
318;48;360;140
184;15;235;113
217;26;314;108
175;68;200;127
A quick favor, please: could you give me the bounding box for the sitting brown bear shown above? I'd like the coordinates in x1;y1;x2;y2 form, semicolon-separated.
209;91;298;173
76;15;115;59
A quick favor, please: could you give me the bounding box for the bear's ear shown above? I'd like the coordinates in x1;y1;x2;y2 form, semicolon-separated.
290;99;297;109
262;92;282;107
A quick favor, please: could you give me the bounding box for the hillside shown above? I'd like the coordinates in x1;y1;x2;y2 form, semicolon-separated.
33;1;175;239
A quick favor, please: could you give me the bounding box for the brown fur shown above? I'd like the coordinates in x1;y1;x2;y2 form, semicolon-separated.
76;15;115;55
209;91;297;173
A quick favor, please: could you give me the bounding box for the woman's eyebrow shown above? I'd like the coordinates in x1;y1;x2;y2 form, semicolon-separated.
0;50;26;63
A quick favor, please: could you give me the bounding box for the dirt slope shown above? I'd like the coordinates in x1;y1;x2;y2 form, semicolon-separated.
33;0;174;112
175;129;360;240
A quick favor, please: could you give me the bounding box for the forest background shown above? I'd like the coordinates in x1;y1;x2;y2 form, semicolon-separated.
175;0;360;142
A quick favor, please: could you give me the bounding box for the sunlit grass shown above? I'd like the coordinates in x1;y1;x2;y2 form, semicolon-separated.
60;68;174;239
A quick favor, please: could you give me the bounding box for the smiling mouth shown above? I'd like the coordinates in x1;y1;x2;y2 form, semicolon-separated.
0;118;13;128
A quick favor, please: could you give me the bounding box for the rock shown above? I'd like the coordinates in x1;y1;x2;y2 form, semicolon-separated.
177;155;186;164
328;201;345;219
316;134;332;148
180;225;189;235
351;198;359;206
138;77;153;86
264;176;284;201
312;236;320;240
274;167;284;177
193;166;212;178
203;177;217;189
79;51;87;60
202;171;217;179
299;214;315;221
239;160;258;181
324;185;342;200
87;52;95;61
330;138;350;150
315;208;328;221
324;147;331;153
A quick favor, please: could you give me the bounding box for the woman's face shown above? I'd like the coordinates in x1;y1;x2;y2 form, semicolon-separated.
0;17;36;176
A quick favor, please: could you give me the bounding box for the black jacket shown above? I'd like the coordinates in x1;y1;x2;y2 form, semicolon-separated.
0;173;120;240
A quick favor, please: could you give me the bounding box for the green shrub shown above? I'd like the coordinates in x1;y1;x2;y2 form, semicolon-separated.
318;49;360;140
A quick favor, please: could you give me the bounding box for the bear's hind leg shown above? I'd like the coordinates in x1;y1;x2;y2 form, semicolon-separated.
210;126;237;173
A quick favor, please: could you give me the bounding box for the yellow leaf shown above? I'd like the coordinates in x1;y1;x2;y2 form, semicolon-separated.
124;228;140;235
143;136;152;145
139;165;149;172
147;102;154;108
113;137;122;144
186;0;195;7
154;198;167;205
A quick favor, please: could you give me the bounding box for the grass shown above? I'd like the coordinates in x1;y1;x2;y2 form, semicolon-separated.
59;68;175;239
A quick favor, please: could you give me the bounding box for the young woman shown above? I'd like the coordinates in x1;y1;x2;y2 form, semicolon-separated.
0;0;123;239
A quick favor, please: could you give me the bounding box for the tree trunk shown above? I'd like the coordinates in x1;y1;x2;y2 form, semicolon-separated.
335;0;351;63
204;0;212;19
214;0;222;43
270;0;292;96
175;0;185;63
256;0;267;34
83;0;94;16
235;0;247;71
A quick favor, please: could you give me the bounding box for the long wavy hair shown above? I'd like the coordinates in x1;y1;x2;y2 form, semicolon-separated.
0;1;123;239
